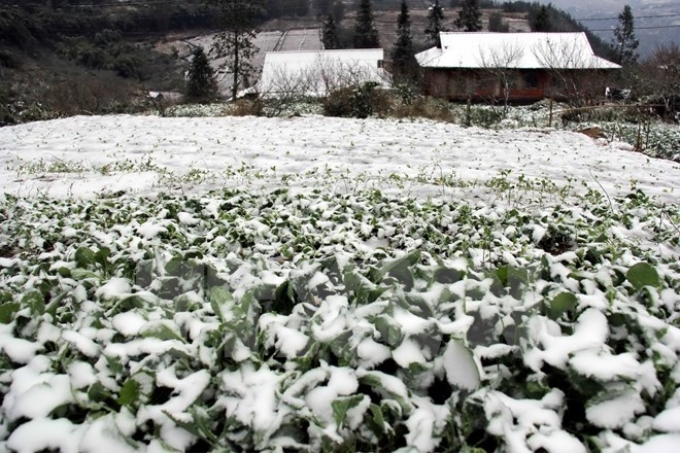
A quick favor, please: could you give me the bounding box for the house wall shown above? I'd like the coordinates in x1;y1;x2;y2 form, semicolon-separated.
423;69;554;103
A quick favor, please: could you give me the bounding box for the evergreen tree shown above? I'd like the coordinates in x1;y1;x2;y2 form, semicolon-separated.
425;0;445;48
317;0;333;16
488;12;509;32
208;0;264;100
186;47;218;103
455;0;482;32
353;0;380;48
531;5;552;32
331;1;345;22
613;5;639;65
322;14;340;49
392;0;418;82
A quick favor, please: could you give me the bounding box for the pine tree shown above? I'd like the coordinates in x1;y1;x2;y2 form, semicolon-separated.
425;0;445;48
613;5;639;65
455;0;482;32
531;5;552;32
208;0;264;100
186;47;218;103
317;0;333;16
392;0;418;82
322;14;340;49
354;0;380;48
488;12;509;32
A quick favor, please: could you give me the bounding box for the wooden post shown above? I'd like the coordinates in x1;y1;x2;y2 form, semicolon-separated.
548;98;553;128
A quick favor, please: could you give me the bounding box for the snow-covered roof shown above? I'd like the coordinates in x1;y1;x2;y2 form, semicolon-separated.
416;32;620;70
259;49;391;98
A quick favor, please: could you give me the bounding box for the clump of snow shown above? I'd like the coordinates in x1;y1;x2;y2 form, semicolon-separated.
6;418;79;453
111;311;147;337
586;389;645;429
653;406;680;433
524;309;608;371
95;278;131;300
442;339;480;391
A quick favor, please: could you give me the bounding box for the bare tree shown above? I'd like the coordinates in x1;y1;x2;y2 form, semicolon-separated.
478;43;524;111
532;36;609;108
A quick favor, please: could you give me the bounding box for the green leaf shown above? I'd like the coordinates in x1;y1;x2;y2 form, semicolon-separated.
331;395;364;427
87;382;113;403
140;322;185;343
272;280;296;315
0;302;20;324
433;267;464;284
71;268;101;281
118;379;141;408
548;292;578;320
374;315;403;347
369;403;386;432
22;291;45;316
75;247;96;268
626;262;661;290
94;246;111;264
209;286;233;323
45;291;69;318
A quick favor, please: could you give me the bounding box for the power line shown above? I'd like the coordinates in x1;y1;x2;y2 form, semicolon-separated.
589;24;680;32
578;12;680;21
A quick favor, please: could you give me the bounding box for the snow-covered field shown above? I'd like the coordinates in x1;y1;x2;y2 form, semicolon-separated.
0;115;679;453
1;115;678;202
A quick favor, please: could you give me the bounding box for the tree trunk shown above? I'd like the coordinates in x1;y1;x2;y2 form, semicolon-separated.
232;33;240;101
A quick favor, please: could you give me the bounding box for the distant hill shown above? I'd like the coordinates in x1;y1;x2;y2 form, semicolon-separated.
1;0;623;124
531;0;680;57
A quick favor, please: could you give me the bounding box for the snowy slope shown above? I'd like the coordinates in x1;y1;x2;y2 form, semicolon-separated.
1;114;678;203
0;114;679;453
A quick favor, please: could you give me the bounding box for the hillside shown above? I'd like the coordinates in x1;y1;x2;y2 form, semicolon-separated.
533;0;680;57
2;0;618;122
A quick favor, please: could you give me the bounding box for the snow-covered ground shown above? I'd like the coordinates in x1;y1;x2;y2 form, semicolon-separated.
1;114;678;203
0;114;679;453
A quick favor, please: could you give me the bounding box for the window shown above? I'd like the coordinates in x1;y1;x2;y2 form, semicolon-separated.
523;72;539;88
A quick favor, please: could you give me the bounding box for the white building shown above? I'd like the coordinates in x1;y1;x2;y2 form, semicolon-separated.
259;49;391;98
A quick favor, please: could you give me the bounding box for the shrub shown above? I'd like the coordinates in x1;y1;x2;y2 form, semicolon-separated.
323;82;389;119
41;75;138;116
228;99;264;117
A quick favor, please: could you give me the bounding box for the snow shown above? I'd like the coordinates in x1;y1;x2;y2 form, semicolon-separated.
0;324;42;363
1;115;678;203
527;430;587;453
6;418;78;453
568;350;641;381
4;374;74;421
62;330;101;357
392;338;429;367
404;400;447;453
79;414;138;453
68;361;98;389
274;324;309;358
94;277;131;300
586;389;646;429
653;406;680;433
0;113;679;452
636;434;680;453
356;337;392;368
524;309;609;371
111;311;147;337
442;339;481;391
417;32;620;69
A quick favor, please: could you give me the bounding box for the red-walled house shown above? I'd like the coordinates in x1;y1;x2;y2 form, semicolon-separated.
415;32;620;103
